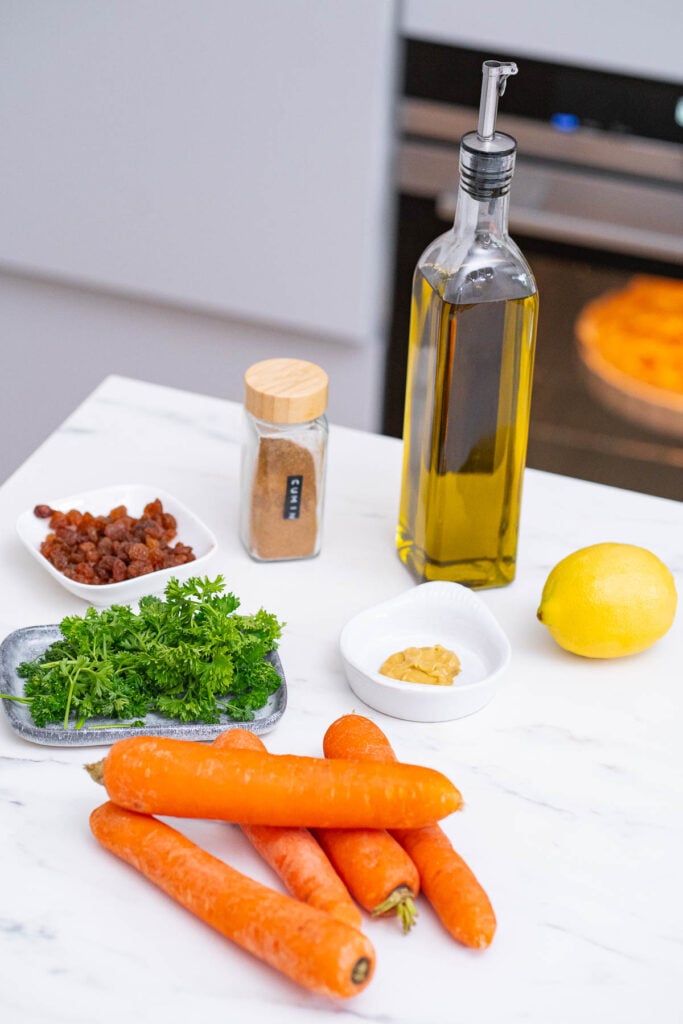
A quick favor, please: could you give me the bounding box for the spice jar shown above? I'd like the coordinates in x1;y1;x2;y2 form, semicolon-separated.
240;358;329;561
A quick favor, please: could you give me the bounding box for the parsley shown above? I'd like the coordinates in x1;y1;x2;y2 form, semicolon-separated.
11;576;284;729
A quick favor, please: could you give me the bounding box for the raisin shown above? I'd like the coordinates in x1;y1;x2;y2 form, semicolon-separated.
104;520;129;541
111;558;128;582
79;541;99;564
33;497;195;585
140;519;163;539
127;560;153;578
128;543;150;562
143;499;163;518
68;563;96;584
49;511;69;529
57;525;79;545
52;551;70;571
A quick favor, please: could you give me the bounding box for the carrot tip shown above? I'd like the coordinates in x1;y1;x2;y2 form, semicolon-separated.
84;760;105;785
371;885;419;934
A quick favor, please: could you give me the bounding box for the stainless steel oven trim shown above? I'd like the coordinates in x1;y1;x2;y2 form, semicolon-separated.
402;98;683;183
399;143;683;264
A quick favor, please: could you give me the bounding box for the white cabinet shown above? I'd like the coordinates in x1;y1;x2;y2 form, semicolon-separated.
402;0;682;82
0;1;398;481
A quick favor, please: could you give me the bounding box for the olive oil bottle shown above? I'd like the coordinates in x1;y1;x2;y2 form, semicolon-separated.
397;60;539;589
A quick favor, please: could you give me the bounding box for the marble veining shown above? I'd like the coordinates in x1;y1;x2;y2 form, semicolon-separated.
0;375;682;1023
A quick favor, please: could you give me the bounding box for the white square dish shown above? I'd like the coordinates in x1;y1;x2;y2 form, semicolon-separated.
16;484;218;606
339;581;511;722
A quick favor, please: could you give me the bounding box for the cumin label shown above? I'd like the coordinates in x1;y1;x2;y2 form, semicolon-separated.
283;474;304;520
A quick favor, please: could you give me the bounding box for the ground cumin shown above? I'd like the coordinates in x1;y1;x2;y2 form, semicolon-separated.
249;437;318;559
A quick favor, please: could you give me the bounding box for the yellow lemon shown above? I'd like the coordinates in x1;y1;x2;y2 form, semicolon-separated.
537;542;677;658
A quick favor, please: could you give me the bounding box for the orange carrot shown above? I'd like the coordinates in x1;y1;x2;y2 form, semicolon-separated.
213;729;362;929
90;801;374;999
314;826;420;933
323;714;497;949
390;823;496;948
85;734;461;828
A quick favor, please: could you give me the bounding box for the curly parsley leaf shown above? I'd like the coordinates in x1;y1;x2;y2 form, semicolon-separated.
10;576;284;729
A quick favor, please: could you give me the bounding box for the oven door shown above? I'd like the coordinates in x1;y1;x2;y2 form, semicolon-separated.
386;94;683;502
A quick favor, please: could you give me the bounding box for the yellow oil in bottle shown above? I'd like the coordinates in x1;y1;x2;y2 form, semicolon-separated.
397;268;539;588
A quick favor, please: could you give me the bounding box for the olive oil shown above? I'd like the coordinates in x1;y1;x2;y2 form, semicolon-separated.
396;60;539;589
397;271;538;587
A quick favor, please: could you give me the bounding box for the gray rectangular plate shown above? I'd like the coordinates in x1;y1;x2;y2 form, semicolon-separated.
0;624;286;746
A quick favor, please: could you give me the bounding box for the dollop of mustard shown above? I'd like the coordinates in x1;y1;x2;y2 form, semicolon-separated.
379;644;461;686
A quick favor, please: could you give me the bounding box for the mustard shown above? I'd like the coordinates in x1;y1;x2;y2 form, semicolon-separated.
379;644;461;686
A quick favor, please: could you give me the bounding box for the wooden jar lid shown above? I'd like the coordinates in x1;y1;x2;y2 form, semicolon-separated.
244;358;329;424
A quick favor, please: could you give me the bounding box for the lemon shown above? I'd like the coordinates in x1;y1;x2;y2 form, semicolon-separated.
537;542;677;658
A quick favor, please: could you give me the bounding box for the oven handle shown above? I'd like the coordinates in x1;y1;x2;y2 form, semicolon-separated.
399;138;683;263
436;190;683;264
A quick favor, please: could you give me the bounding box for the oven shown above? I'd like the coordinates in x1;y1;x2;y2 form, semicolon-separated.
384;41;683;501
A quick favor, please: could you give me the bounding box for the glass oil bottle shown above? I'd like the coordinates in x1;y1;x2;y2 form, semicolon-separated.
397;60;539;589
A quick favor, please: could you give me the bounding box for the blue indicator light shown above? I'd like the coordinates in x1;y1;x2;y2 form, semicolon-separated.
550;113;580;132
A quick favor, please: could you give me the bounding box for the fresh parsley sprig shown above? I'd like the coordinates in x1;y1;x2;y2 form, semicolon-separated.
9;576;284;729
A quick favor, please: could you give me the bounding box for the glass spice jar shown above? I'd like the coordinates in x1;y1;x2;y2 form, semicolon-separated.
240;358;329;561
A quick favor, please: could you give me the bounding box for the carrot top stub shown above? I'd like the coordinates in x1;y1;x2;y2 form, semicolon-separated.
93;735;462;828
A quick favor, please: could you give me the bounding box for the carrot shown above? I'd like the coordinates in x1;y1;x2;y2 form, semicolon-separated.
314;826;420;934
85;734;461;828
90;801;374;999
390;823;496;949
212;729;362;929
323;714;497;949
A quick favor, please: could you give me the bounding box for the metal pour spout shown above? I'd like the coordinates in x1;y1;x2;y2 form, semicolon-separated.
477;60;518;141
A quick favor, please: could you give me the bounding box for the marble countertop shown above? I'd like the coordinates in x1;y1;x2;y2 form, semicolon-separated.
1;375;681;1024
